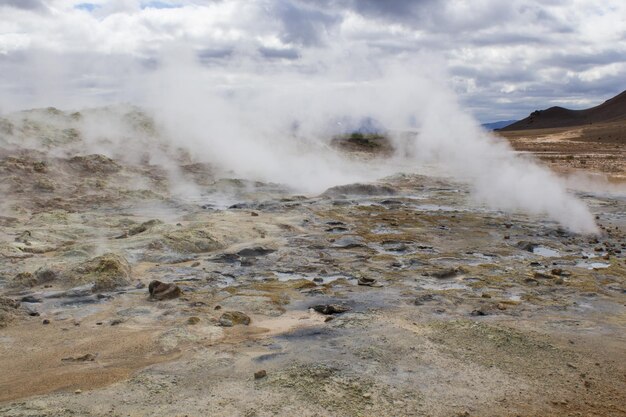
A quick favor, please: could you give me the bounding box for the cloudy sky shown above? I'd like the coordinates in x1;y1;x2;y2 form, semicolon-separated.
1;0;625;122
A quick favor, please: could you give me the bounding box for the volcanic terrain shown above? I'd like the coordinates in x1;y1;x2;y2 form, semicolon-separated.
0;106;624;417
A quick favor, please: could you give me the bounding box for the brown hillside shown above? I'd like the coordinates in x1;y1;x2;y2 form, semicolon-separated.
501;89;626;131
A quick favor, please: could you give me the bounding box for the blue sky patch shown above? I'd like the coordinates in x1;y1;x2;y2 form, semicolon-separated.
141;1;181;9
75;3;99;12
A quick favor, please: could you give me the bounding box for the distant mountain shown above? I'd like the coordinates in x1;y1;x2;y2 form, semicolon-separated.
482;120;517;130
500;90;626;131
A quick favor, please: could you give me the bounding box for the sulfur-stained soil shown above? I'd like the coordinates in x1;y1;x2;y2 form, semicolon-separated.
0;108;625;417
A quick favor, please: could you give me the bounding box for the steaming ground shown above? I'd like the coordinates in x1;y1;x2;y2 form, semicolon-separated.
0;106;625;416
0;102;599;233
145;52;601;234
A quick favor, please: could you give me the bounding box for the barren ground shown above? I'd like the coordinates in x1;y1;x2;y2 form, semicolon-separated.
498;121;626;181
0;110;625;417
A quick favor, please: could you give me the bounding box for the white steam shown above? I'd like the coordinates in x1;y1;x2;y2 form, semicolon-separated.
126;45;597;234
0;43;599;234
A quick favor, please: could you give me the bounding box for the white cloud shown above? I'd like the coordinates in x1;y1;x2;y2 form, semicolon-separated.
578;62;626;82
0;0;624;120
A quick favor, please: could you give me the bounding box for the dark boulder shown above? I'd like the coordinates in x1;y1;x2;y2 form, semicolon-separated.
148;280;182;300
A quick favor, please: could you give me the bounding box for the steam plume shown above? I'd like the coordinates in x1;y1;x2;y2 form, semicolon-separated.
0;44;600;234
132;45;598;234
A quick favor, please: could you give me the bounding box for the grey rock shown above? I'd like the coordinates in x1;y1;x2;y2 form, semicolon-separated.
219;311;251;327
312;304;351;315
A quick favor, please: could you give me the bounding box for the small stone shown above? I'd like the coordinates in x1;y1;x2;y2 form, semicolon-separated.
357;276;379;287
62;353;96;362
237;247;276;257
470;309;487;316
254;370;267;379
363;393;372;399
74;389;82;394
312;304;351;315
42;319;50;325
191;261;201;267
313;277;324;283
148;280;182;300
214;305;222;310
497;303;507;310
219;311;251;327
481;293;492;299
187;316;200;325
110;319;124;326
